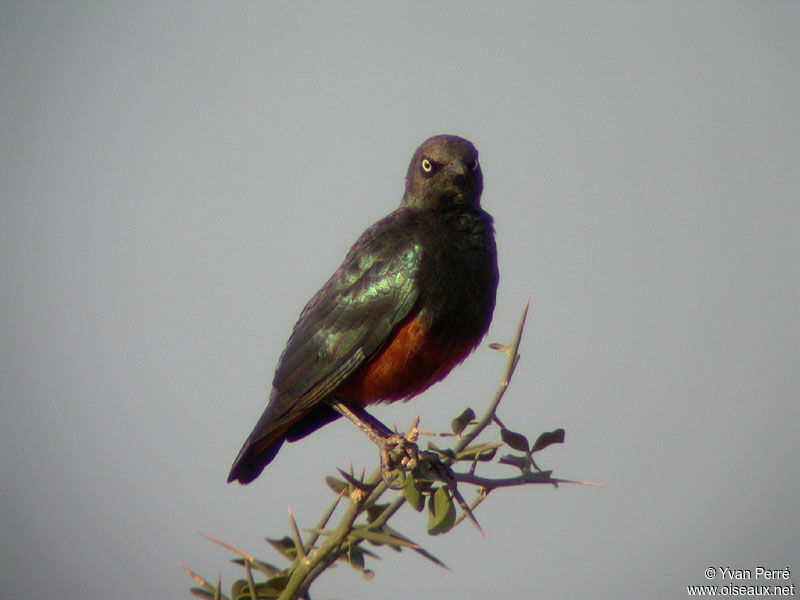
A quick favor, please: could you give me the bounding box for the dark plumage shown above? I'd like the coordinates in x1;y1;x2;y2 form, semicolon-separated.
228;135;498;484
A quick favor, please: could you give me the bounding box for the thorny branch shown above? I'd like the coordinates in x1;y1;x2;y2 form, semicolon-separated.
185;300;596;600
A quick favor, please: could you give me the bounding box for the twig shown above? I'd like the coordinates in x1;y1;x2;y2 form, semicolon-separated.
451;298;530;459
187;299;597;600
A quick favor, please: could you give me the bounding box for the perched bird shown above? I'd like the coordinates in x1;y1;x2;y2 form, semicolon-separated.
228;135;499;484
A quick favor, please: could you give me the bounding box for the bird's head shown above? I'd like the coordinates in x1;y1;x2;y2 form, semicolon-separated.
402;135;483;211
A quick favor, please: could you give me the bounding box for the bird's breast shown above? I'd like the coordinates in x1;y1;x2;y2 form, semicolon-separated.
334;315;477;407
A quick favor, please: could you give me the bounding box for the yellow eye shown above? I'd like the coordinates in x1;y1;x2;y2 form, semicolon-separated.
421;158;433;173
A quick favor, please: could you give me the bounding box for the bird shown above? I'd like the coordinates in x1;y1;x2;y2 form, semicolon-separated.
228;134;499;484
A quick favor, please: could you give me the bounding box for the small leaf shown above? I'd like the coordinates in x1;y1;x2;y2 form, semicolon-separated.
426;442;455;460
410;460;437;488
230;580;247;600
531;428;566;453
498;453;529;471
455;442;501;462
350;526;421;550
404;473;424;512
250;576;290;598
410;471;434;493
190;588;214;599
267;576;290;590
337;542;380;576
365;502;390;522
500;427;530;453
324;475;347;494
488;342;512;355
450;407;476;435
345;544;365;571
427;486;456;535
264;536;297;561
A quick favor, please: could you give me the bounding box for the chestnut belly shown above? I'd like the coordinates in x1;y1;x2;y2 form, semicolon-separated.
335;316;477;407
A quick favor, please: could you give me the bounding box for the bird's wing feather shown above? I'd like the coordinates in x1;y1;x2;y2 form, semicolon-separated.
238;213;422;451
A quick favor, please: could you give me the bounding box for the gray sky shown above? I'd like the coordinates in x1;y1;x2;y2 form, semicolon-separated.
1;2;798;599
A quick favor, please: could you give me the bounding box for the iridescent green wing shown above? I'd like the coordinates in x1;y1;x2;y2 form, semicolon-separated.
248;211;421;442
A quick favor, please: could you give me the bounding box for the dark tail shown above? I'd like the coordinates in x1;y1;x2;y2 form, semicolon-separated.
227;403;341;484
227;432;285;484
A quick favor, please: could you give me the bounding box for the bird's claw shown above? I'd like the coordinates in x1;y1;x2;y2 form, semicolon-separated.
379;434;420;482
379;437;459;488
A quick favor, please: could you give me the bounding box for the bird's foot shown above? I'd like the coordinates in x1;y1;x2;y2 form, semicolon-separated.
379;434;420;482
376;417;455;486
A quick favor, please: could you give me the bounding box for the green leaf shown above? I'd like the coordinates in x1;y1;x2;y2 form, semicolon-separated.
365;502;390;522
404;473;424;512
500;427;530;452
235;576;289;599
345;544;365;571
338;542;380;573
426;442;456;460
498;453;529;471
531;428;566;453
230;580;247;600
427;486;456;535
324;475;348;494
190;588;214;599
410;461;436;491
264;536;297;561
350;526;421;550
455;442;501;462
450;407;476;435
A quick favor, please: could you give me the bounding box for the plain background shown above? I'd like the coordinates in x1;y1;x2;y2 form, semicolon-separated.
1;3;798;599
